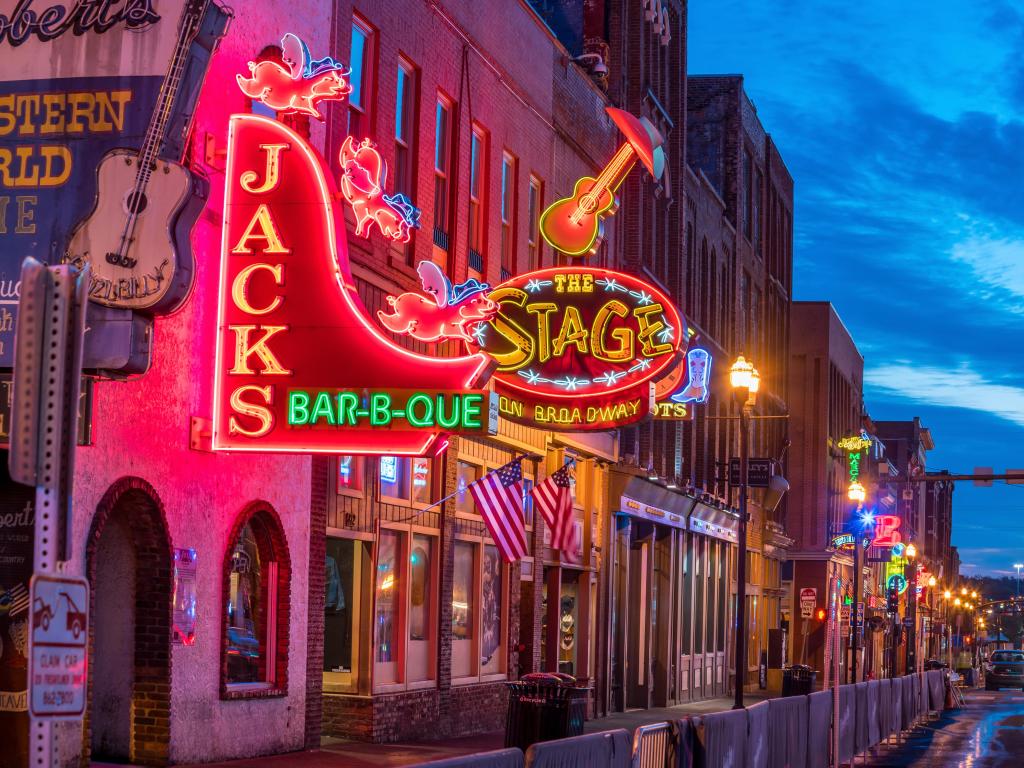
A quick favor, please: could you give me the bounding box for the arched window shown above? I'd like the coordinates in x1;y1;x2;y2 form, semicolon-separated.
222;503;291;696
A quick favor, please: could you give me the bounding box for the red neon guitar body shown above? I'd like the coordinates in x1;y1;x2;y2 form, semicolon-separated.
538;176;619;257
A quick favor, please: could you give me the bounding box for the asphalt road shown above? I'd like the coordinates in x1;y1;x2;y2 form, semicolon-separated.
863;688;1024;767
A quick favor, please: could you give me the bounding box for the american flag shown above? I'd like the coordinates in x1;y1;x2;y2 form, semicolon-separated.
469;458;529;563
532;463;578;562
1;583;29;617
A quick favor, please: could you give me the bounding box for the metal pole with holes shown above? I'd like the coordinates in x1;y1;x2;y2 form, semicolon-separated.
10;259;89;768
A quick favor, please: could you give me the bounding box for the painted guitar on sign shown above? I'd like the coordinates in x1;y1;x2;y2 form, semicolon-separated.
65;0;222;312
538;107;665;257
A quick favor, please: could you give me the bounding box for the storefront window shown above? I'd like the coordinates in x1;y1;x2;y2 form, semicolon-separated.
324;537;368;692
456;461;480;514
223;507;289;693
338;455;365;493
522;475;535;527
375;530;402;684
411;458;431;505
380;457;410;501
481;545;504;675
452;540;475;677
558;571;579;676
226;522;264;684
408;534;435;682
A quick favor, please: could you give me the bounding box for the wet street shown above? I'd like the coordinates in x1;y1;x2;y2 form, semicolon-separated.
863;689;1024;767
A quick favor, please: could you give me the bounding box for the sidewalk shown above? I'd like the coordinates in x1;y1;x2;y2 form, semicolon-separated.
174;692;773;768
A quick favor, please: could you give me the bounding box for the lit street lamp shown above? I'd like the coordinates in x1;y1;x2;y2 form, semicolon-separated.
729;356;758;710
906;542;918;672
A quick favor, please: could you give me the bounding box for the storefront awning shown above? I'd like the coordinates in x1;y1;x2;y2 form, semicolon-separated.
618;477;739;543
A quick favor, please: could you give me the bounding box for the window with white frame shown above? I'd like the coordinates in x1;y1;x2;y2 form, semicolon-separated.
348;17;374;138
468;125;488;277
500;152;517;276
455;460;481;514
379;456;433;505
371;526;439;692
337;455;365;495
452;538;508;683
527;175;542;270
433;96;453;243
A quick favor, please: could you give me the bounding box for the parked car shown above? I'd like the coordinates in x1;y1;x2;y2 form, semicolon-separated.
985;650;1024;691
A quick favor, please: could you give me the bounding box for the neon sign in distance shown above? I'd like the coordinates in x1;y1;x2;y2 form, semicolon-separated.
212;114;492;455
471;267;682;430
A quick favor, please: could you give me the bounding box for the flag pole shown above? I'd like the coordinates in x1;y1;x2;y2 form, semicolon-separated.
396;452;532;521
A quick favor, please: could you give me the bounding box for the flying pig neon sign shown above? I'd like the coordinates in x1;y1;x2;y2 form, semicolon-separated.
236;33;351;120
338;136;421;243
213;114;494;455
377;261;496;343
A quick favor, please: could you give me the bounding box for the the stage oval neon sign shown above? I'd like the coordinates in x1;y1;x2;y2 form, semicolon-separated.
471;267;681;429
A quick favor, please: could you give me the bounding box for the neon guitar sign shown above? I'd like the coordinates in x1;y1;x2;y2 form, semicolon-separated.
539;107;664;257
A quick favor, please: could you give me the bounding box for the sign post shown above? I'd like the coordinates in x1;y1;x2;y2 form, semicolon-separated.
9;259;90;767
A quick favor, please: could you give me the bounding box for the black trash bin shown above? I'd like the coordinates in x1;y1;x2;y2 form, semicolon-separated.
781;664;817;696
505;673;589;751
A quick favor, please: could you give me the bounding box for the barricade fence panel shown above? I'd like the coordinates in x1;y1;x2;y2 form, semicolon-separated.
866;680;881;747
806;690;832;768
410;748;525;768
766;695;807;768
745;700;769;768
526;729;632;768
696;708;748;768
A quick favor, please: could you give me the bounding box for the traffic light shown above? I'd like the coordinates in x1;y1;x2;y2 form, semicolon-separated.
887;585;899;614
816;608;826;621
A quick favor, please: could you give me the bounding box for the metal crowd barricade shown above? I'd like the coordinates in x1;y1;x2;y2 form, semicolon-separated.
631;722;673;768
525;728;632;768
408;748;525;768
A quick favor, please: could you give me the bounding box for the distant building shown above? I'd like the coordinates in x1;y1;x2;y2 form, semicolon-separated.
785;301;863;677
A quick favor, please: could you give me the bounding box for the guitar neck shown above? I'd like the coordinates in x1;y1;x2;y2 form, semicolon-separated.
135;3;206;186
590;143;638;196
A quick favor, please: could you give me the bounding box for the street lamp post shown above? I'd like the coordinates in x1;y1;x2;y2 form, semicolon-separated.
906;543;918;673
730;356;758;710
927;576;937;659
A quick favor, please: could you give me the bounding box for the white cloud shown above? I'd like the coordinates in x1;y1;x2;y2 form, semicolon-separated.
950;235;1024;312
865;361;1024;428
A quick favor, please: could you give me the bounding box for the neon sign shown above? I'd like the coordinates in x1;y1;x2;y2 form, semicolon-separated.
872;514;902;547
213;114;493;455
338;136;421;243
471;266;682;430
539;107;664;257
377;262;496;343
236;33;351;120
831;533;856;551
671;348;711;404
838;430;872;453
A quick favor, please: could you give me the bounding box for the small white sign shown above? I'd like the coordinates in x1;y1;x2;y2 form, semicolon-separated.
973;467;993;487
800;587;816;619
29;574;89;719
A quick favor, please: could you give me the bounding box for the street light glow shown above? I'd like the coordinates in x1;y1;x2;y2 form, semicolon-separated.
906;543;917;558
928;576;937;587
729;356;754;389
848;481;866;503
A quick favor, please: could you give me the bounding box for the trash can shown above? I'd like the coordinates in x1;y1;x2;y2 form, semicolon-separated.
505;673;589;751
781;664;817;697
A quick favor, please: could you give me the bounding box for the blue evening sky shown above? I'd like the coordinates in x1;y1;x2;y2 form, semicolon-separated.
689;1;1024;577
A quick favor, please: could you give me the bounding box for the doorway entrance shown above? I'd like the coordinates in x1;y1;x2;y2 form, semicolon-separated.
86;478;172;765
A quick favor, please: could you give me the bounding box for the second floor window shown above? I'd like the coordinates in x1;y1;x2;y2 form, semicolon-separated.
468;126;487;277
348;19;374;138
527;176;542;270
500;153;516;276
433;97;453;242
394;59;416;198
